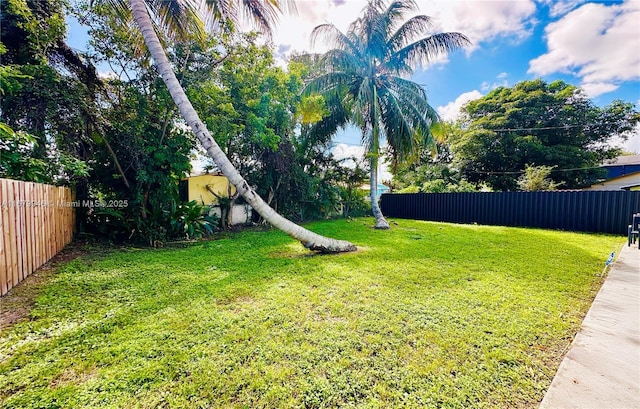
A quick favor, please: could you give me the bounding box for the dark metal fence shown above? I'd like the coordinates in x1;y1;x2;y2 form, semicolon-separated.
380;191;640;235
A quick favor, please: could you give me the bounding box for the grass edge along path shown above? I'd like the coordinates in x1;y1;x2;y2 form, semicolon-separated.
0;219;622;408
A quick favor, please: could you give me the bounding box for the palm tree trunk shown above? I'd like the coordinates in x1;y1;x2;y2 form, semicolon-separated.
369;86;389;230
369;155;389;229
128;0;356;253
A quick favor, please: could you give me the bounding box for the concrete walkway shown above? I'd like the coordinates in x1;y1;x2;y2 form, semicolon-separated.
539;243;640;409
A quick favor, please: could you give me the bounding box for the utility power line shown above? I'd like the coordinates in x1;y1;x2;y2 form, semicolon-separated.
467;164;602;175
491;124;587;132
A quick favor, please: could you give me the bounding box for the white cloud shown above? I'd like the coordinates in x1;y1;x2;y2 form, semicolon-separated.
266;0;538;67
97;70;117;80
537;0;586;17
270;1;367;60
437;90;484;121
332;143;365;162
610;122;640;154
480;71;509;91
426;0;538;51
528;1;640;97
579;82;619;98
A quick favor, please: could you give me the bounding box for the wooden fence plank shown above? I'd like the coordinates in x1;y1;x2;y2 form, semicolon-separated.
24;182;31;276
21;182;28;281
57;187;63;253
33;183;41;271
8;180;18;290
17;181;24;282
28;186;34;272
2;179;15;292
37;183;44;269
0;179;8;295
27;182;35;274
13;180;22;284
46;184;53;261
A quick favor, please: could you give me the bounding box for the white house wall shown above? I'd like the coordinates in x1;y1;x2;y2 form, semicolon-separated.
585;172;640;191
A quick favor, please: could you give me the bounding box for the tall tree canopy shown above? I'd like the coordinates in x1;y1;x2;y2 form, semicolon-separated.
119;0;356;252
451;79;639;191
0;0;96;185
304;0;470;228
187;36;369;223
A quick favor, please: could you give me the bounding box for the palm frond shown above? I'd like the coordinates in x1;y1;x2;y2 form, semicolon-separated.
318;48;366;76
377;75;439;158
305;92;350;144
387;15;434;53
96;0;132;24
387;32;471;69
310;23;360;55
381;75;432;116
238;0;281;37
98;0;204;43
353;0;389;61
202;0;294;38
381;0;418;36
303;72;358;97
147;0;204;41
202;0;236;33
378;90;417;158
379;99;433;161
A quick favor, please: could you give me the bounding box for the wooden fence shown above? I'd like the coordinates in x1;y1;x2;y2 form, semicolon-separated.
0;178;75;296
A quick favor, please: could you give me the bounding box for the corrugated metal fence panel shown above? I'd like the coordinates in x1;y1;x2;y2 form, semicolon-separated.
380;191;640;235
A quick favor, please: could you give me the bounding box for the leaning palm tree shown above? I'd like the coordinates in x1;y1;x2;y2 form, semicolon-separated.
105;0;357;252
305;0;470;229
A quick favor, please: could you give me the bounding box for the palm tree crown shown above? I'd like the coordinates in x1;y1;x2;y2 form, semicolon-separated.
305;0;470;228
100;0;296;43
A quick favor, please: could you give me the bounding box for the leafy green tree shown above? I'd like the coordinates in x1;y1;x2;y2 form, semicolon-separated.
88;78;195;242
0;0;96;185
451;79;639;191
0;123;48;182
304;0;469;228
188;38;367;222
392;143;478;193
517;165;560;191
0;122;89;184
68;4;201;243
336;160;371;218
1;0;67;66
98;0;356;252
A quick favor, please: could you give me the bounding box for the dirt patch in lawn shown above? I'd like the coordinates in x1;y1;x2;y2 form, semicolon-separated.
0;243;88;331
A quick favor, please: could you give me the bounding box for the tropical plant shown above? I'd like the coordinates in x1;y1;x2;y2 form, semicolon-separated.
97;0;356;252
304;0;469;228
169;200;218;240
517;164;561;191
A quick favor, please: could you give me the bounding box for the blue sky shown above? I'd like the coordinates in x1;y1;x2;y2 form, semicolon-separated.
67;0;640;159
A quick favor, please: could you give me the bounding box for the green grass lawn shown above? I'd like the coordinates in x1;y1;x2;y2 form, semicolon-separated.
0;218;622;408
